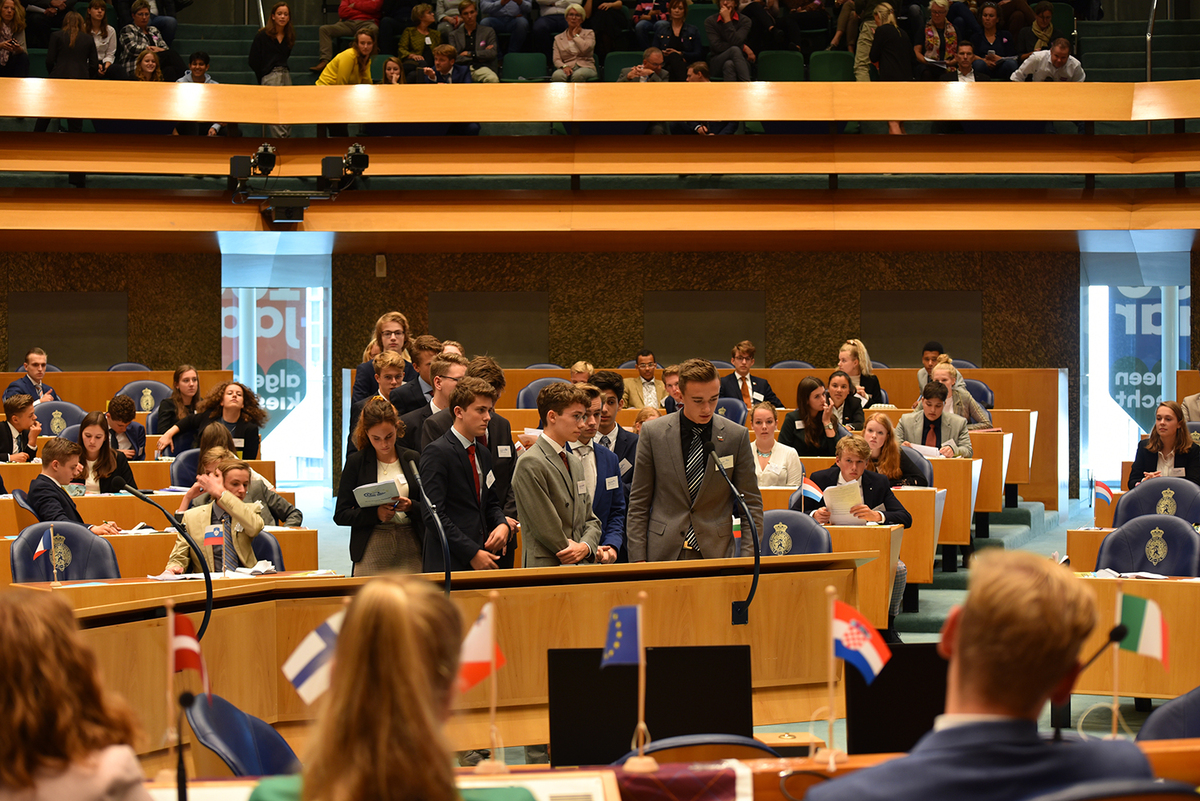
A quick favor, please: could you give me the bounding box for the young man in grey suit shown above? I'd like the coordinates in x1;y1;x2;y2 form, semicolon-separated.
896;381;973;458
513;382;602;567
626;358;763;562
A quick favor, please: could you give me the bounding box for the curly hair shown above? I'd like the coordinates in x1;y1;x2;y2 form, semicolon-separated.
196;381;269;427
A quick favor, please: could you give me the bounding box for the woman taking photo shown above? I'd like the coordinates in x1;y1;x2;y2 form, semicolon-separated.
1128;400;1200;489
827;370;864;431
929;356;992;430
751;402;803;486
335;397;423;576
154;381;268;461
86;0;115;76
862;412;928;486
248;0;294;137
551;4;595;82
155;364;200;452
778;376;841;457
837;337;884;408
71;412;137;495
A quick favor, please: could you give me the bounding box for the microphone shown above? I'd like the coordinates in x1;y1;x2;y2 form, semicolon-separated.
1080;624;1128;673
1051;624;1128;739
408;460;452;598
111;477;214;640
703;440;761;625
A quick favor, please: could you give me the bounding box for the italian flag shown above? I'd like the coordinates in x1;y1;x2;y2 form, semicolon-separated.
1119;593;1169;670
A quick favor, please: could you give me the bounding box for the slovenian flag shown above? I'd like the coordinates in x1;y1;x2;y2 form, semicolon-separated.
600;605;640;668
33;529;52;560
1119;593;1169;669
833;600;892;684
203;523;223;547
801;478;823;503
173;614;211;698
458;602;506;693
1095;481;1113;505
282;609;345;705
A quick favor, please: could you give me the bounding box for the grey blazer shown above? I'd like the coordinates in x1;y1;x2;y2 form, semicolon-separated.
1182;392;1200;423
513;436;602;567
896;409;974;458
449;24;498;68
626;411;763;562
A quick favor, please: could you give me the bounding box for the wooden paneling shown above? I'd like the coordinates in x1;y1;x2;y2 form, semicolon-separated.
991;409;1037;485
1066;527;1112;574
970;431;1012;514
0;370;231;417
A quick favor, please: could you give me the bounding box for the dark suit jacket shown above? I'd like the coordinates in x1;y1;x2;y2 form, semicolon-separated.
351;359;418;405
3;375;59;402
109;420;146;461
390;379;430;417
835;395;865;431
803;720;1150;801
595;425;638;498
1128;440;1200;490
798;465;912;528
421;407;518;522
778;410;840;457
858;373;884;408
940;69;990;81
399;402;435;452
28;473;88;526
588;441;626;555
0;422;38;463
178;414;261;460
334;445;423;564
418;428;507;572
417;63;474;83
71;451;137;495
719;372;783;408
664;396;679;414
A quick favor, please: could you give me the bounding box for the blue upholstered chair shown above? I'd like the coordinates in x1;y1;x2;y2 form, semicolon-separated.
906;447;934;486
170;448;202;487
963;378;994;410
525;363;562;369
714;397;747;425
710;360;735;369
10;522;121;582
186;694;300;778
1095;514;1200;576
1137;685;1200;740
516;377;571;409
871;360;889;369
147;407;159;435
1021;779;1199;801
12;489;40;522
59;424;80;443
252;531;285;571
109;362;151;371
116;379;173;414
1112;477;1200;527
618;360;637;369
951;358;978;369
612;734;779;766
33;401;86;436
769;360;814;369
761;510;832;556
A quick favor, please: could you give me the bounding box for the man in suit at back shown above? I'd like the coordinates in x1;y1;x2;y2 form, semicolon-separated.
568;383;626;564
419;377;511;572
896;381;973;458
391;335;443;416
399;352;467;452
589;370;638;496
719;339;782;409
4;348;60;404
27;438;119;535
622;350;666;410
0;394;41;463
627;358;762;561
806;550;1152;801
662;364;682;414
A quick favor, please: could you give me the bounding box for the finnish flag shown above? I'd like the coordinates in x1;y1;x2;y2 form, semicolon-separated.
282;609;346;705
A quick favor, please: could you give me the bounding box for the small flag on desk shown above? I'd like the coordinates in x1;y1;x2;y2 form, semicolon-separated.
833;600;891;685
1096;481;1113;505
282;609;345;704
33;529;52;560
203;523;222;547
458;602;505;693
1119;593;1169;670
801;478;824;503
600;605;640;668
173;614;210;698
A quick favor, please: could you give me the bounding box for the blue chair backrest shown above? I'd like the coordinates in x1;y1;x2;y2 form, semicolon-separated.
714;397;746;425
906;447;934;486
12;489;39;521
1020;778;1200;801
34;401;86;436
762;510;832;555
60;424;80;443
612;733;779;766
1112;477;1200;527
1096;514;1200;576
10;522;122;582
252;531;285;571
951;358;978;369
769;360;814;369
116;380;173;414
877;387;889;404
1188;422;1200;446
963;378;994;410
871;360;889;369
618;360;637;369
46;364;62;372
171;448;202;487
525;363;562;369
516;377;571;409
186;694;300;777
1137;685;1200;740
109;362;151;371
710;360;734;369
147;407;159;435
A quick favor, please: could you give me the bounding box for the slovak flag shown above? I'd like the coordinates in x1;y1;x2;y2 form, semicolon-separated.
458;602;506;693
282;610;345;705
173;614;210;698
833;600;891;685
801;478;824;503
33;529;52;560
1095;481;1114;505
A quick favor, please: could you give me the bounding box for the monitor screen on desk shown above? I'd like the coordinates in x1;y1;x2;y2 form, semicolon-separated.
547;645;753;767
844;642;948;754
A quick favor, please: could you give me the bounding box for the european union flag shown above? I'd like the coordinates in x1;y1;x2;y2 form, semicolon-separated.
600;605;640;668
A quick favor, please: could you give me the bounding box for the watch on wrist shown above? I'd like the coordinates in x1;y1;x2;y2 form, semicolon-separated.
825;423;834;431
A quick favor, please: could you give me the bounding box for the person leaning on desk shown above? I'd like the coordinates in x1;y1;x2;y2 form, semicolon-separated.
165;458;264;574
1128;400;1200;489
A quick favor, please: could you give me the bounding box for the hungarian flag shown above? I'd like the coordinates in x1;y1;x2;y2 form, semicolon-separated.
1119;593;1168;669
458;602;505;693
33;529;52;560
173;614;211;698
833;600;892;684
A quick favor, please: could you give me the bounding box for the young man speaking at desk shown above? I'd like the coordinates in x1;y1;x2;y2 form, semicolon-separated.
165;459;264;574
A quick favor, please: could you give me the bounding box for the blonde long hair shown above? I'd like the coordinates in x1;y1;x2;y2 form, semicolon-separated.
840;338;874;376
303;576;463;801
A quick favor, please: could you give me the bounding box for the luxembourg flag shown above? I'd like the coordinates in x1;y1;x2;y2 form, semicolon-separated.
801;478;824;503
833;600;892;685
458;602;506;693
1119;592;1169;670
33;529;52;560
1095;481;1113;506
281;610;346;705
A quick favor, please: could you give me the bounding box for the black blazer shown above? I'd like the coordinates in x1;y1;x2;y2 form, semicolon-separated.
836;395;865;431
421;407;518;522
178;414;261;460
778;410;839;457
399;403;434;452
389;379;429;416
70;451;137;494
858;374;884;408
0;423;37;463
351;359;418;405
418;428;507;572
28;474;88;526
664;396;679;414
1128;440;1200;490
334;445;423;564
797;465;912;528
718;372;783;408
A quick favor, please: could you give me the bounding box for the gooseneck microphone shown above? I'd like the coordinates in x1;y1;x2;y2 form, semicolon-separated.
1051;624;1129;739
408;460;452;598
111;477;214;640
703;439;761;625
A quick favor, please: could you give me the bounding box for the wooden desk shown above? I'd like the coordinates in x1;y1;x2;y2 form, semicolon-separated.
930;458;982;547
0;370;231;420
991;409;1038;486
969;431;1012;515
1096;491;1122;528
1122;460;1133;491
0;459;277;491
1066;528;1113;574
826;525;903;629
36;434;161;458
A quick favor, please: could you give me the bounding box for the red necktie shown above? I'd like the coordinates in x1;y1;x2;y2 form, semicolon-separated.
467;444;481;500
559;451;570;473
925;422;938;449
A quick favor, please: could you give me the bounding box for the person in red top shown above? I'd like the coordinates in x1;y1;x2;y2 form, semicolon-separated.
311;0;381;71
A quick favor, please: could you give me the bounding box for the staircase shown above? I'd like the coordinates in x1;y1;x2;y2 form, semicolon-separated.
170;22;324;86
1077;18;1200;82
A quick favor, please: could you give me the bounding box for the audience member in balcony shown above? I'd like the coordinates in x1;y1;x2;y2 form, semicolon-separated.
176;51;234;137
118;0;182;80
398;3;439;77
940;38;984;81
418;44;482;133
317;25;376;95
651;0;701;81
970;2;1015;79
996;0;1035;36
851;0;886;81
380;52;404;79
552;4;596;80
738;0;780;56
633;0;668;49
435;0;463;40
114;0;175;44
85;0;114;76
669;61;737;133
448;0;498;81
587;0;631;66
480;0;529;54
706;0;753;82
778;376;841;457
311;0;381;72
913;0;955;79
130;46;162;79
33;11;95;133
1014;0;1054;60
783;0;831;54
249;1;294;137
532;0;571;60
945;0;980;42
618;44;666;79
0;0;29;76
23;0;65;49
827;0;856;52
1010;35;1081;80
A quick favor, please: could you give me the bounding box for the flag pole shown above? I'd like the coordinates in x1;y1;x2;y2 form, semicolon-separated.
50;523;61;587
1111;580;1123;739
814;586;848;772
475;591;509;775
154;600;178;783
624;591;658;774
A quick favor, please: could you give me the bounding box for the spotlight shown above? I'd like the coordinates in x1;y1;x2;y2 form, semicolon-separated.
251;143;277;176
343;143;369;175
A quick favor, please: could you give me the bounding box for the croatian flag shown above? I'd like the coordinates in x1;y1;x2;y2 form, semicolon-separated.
458;602;506;693
173;614;210;698
1095;481;1113;506
282;609;346;705
33;529;52;560
801;478;823;503
833;600;892;685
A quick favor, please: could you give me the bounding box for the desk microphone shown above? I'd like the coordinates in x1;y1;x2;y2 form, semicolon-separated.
1051;624;1128;740
1081;624;1129;673
703;440;760;625
408;461;451;598
110;477;214;639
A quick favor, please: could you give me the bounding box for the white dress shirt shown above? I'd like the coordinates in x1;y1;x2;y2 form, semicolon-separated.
641;379;658;409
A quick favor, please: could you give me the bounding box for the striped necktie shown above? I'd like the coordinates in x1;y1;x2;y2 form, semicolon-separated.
683;428;704;554
222;513;237;573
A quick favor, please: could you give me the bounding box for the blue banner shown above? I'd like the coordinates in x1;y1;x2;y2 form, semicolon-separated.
1108;286;1190;431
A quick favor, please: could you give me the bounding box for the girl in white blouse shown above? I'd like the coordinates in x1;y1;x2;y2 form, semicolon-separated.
750;402;804;487
85;0;116;76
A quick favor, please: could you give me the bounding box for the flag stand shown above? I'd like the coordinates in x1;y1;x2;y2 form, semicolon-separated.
1109;580;1123;740
50;524;61;587
475;591;509;775
154;600;179;784
623;591;658;774
813;586;848;772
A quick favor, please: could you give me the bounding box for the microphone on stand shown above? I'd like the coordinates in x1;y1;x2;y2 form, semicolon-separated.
409;460;452;598
1051;624;1129;739
110;477;214;640
702;440;760;625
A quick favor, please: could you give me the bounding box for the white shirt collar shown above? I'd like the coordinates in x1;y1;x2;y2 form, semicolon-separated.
541;433;565;454
449;425;476;450
933;713;1016;732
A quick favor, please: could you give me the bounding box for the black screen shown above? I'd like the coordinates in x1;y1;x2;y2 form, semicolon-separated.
844;642;948;754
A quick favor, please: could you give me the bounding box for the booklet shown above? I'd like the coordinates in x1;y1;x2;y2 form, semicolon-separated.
353;477;406;508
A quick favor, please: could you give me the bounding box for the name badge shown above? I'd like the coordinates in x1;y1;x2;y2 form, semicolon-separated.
497;445;512;458
233;438;245;448
717;455;734;470
485;470;496;488
425;35;432;44
619;458;632;475
795;421;804;429
752;391;764;402
577;480;587;495
605;475;619;490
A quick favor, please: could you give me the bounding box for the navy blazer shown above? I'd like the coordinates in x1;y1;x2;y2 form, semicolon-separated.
797;465;912;528
664;396;679;414
595;425;638;498
419;428;507;572
109;420;146;461
0;422;38;463
351;359;418;405
418;63;473;83
719;372;783;408
27;473;88;526
333;445;423;564
390;379;430;416
858;373;884;408
585;441;626;556
1128;440;1200;490
804;720;1150;801
420;407;518;523
3;374;59;402
399;402;435;453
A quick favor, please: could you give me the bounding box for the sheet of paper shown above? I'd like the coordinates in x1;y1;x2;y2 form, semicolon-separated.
823;480;865;526
906;443;944;459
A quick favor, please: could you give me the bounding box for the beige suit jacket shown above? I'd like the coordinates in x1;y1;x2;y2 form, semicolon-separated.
1182;393;1200;423
896;409;974;458
513;436;603;567
623;377;667;410
167;490;265;572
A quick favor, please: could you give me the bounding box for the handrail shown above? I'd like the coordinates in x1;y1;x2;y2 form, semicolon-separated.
1145;0;1157;131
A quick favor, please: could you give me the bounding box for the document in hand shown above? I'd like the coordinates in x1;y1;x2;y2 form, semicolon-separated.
824;480;865;525
906;443;944;459
353;477;405;508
